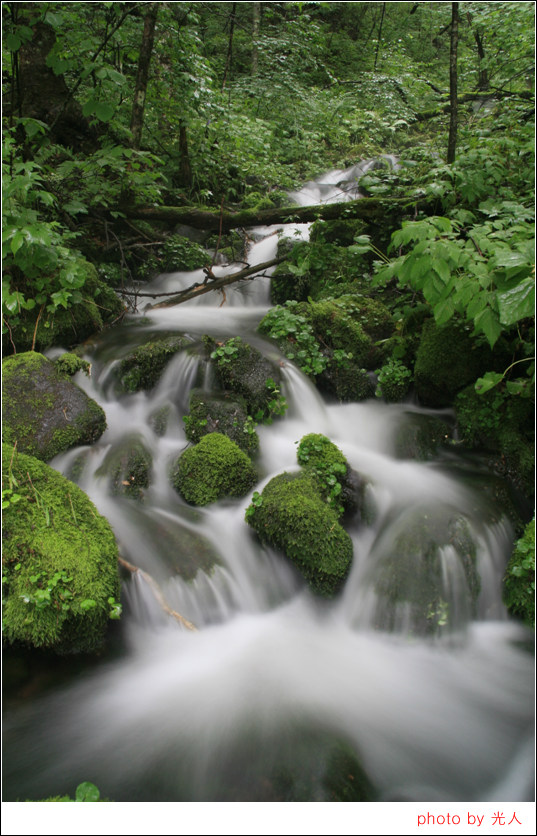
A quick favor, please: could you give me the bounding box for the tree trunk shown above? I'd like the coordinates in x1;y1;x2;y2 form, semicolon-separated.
447;2;459;164
178;121;193;188
130;3;158;149
221;2;237;91
374;3;386;71
8;5;97;152
125;195;430;232
252;1;261;76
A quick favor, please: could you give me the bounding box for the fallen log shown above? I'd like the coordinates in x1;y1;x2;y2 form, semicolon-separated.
125;195;427;233
149;256;286;308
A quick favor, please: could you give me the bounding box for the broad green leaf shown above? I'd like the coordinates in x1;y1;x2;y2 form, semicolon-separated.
497;278;535;326
95;102;115;122
75;782;100;802
474;372;503;395
10;231;24;255
474;307;502;348
434;297;455;326
432;259;450;284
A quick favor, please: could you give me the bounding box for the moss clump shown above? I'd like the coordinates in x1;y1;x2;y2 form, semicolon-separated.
296;433;361;517
116;336;190;392
2;352;106;462
321;363;375;403
54;353;91;379
245;471;353;597
2;445;120;654
184;390;259;455
375;358;412;403
172;433;257;506
503;517;535;628
414;319;495;407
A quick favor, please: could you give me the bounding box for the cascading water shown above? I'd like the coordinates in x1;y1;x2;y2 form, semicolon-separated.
3;161;534;804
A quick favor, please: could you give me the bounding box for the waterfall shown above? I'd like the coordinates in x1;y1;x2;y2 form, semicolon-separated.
3;160;533;807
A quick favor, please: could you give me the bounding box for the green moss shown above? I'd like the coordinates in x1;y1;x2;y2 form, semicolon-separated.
54;353;91;379
503;517;535;628
172;433;258;506
2;352;106;462
296;433;359;517
184;390;259;455
414;319;495;407
2;445;120;654
375;358;412;402
116;336;190;392
245;471;353;597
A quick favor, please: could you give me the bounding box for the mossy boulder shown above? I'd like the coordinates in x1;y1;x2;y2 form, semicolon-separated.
2;445;120;654
371;507;480;635
95;436;152;500
2;351;106;462
245;471;353;597
414;319;495;408
503;516;535;628
454;384;534;501
172;433;258;506
3;261;124;356
184;390;259;455
211;337;284;422
296;433;362;518
116;335;191;392
319;362;376;403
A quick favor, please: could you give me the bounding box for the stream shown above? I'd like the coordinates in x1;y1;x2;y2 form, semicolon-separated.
2;160;534;805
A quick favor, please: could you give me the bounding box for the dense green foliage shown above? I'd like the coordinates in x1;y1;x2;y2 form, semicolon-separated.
1;1;534;617
503;517;535;628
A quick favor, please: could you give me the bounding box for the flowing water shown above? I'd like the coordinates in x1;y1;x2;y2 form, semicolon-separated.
2;161;534;804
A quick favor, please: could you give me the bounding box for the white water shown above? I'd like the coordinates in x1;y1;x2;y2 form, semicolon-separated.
3;161;534;804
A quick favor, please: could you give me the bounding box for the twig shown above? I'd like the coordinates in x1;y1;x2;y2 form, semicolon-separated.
118;555;197;632
31;304;45;351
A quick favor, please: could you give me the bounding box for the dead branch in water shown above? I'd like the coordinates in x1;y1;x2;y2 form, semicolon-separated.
118;555;197;632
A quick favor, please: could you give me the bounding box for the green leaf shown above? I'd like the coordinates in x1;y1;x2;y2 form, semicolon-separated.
432;259;450;284
497;278;535;326
474;307;502;348
95;102;115;122
433;297;455;326
75;782;100;802
475;372;504;394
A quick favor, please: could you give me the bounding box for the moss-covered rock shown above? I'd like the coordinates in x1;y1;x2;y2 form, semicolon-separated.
245;471;353;597
184;390;259;455
172;433;258;506
2;445;120;654
95;436;152;500
319;362;376;403
296;433;362;518
211;337;284;422
414;319;495;408
371;507;480;635
2;352;106;462
503;516;535;628
116;336;191;392
454;384;534;501
3;261;124;356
